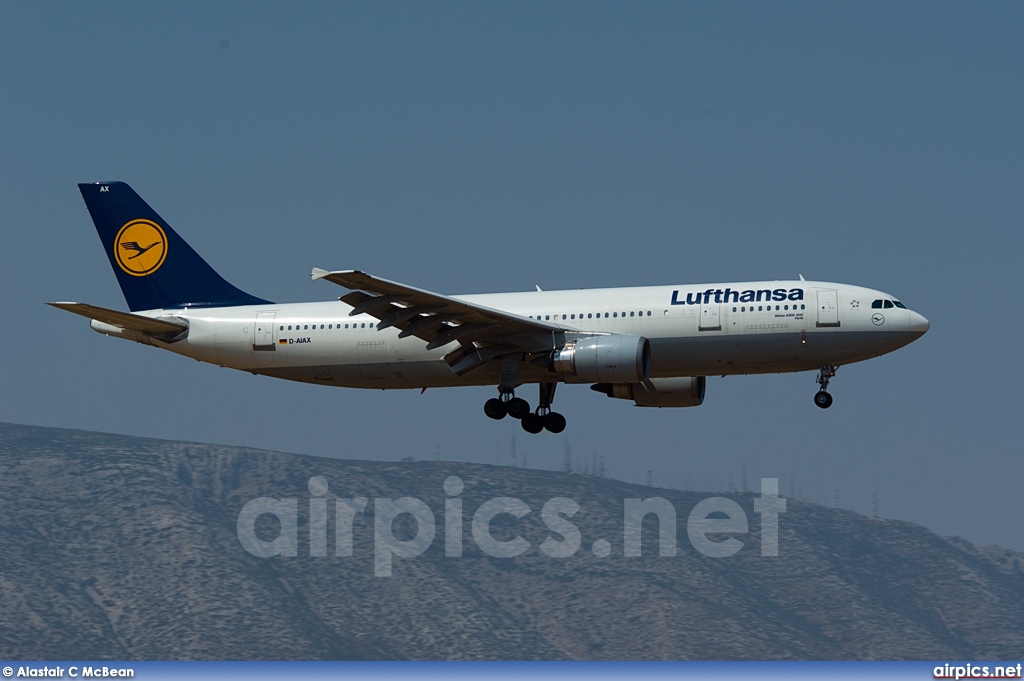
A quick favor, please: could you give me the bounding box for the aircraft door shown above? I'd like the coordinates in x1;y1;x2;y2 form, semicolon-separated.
699;302;721;331
253;312;276;350
816;290;840;327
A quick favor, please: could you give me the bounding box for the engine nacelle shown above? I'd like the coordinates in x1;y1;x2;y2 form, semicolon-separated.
591;376;706;408
551;335;650;384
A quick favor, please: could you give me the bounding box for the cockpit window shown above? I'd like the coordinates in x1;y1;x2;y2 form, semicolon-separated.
883;300;894;309
892;300;907;309
871;300;883;309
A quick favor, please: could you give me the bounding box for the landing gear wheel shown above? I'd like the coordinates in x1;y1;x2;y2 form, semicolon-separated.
542;412;567;433
506;397;530;420
484;398;508;420
521;413;544;434
814;365;837;410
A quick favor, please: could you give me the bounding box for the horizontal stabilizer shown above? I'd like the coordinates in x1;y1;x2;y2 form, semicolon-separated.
47;302;187;333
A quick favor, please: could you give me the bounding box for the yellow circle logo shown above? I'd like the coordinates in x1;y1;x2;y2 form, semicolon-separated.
114;219;167;276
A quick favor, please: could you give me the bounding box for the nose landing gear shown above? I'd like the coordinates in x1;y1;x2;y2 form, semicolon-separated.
814;365;838;409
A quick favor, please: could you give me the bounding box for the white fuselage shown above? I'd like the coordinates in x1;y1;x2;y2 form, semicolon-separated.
93;280;929;391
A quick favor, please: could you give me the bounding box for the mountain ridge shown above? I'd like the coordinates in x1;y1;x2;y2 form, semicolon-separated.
1;421;1021;660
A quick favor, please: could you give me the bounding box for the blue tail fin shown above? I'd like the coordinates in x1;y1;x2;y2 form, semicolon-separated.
79;182;271;311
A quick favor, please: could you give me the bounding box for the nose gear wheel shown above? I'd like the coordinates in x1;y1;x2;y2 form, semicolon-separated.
814;365;838;409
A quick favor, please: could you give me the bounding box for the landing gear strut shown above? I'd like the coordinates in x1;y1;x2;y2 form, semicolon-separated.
521;382;566;434
814;365;837;409
482;355;566;433
484;355;532;421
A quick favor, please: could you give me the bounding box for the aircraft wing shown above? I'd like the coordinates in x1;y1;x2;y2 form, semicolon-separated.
311;268;567;374
47;302;188;333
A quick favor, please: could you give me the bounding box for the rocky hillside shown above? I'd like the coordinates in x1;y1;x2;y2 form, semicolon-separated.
0;422;1021;659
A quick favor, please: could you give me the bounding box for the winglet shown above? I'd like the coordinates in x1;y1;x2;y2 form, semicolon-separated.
312;267;363;281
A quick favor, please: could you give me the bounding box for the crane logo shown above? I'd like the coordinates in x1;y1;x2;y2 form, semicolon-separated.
114;219;167;276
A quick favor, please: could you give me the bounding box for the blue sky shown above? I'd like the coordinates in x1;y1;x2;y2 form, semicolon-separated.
2;2;1022;550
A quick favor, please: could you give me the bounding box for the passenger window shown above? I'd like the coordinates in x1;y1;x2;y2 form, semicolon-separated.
758;306;763;311
562;314;567;320
883;300;894;309
604;312;609;318
647;311;651;316
630;311;634;317
613;312;617;318
732;307;737;312
588;313;592;319
279;325;284;331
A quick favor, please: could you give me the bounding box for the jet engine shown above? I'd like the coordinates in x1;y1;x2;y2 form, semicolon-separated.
591;376;706;408
550;335;650;383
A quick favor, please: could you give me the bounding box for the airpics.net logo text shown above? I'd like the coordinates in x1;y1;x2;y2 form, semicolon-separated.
237;477;787;576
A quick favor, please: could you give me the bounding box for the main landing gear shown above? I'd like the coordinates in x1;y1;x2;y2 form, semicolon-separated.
484;382;566;434
484;355;566;434
484;393;530;420
814;364;837;409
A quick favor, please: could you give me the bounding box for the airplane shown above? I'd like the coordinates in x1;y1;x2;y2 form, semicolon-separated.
50;181;930;434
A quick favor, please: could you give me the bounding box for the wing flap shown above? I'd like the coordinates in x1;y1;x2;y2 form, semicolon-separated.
311;268;564;356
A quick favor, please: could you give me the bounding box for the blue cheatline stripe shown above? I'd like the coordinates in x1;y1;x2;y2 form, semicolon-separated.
3;661;1020;680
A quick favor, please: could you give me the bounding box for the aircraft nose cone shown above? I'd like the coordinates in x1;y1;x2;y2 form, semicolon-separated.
909;311;930;336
